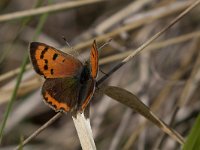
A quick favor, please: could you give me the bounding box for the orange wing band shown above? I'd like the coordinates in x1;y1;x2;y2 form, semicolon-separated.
90;40;99;79
81;80;95;111
43;92;70;112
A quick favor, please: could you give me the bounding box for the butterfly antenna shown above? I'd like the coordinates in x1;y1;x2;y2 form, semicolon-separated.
62;36;80;57
98;38;112;51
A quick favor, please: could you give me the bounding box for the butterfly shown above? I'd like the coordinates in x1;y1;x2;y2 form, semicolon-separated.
29;40;98;112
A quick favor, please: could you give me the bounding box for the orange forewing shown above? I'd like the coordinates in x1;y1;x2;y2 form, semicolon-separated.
90;40;99;78
29;42;83;78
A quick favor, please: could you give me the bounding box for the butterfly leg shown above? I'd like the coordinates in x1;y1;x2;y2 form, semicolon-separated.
99;68;109;76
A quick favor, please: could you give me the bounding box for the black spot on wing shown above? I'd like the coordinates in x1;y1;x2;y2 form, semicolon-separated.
51;69;54;75
44;59;48;64
44;59;49;70
40;47;48;59
53;53;58;60
44;65;48;70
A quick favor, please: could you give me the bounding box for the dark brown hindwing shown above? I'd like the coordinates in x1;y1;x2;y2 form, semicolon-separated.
42;77;81;112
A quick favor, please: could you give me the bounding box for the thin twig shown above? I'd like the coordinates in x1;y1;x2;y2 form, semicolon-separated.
97;0;200;86
100;30;200;65
14;112;62;150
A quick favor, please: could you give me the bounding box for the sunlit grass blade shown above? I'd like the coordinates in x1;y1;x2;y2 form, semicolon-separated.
103;86;185;145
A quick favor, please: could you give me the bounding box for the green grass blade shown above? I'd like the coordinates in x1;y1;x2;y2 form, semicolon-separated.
183;114;200;150
0;0;52;143
0;53;28;143
19;136;24;150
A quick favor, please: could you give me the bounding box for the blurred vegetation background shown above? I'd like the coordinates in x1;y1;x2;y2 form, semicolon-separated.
0;0;200;149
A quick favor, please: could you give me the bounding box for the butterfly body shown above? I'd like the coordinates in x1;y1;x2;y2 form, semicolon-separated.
80;64;91;84
29;41;98;112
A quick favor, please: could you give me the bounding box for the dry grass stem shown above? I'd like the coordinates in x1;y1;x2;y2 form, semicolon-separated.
177;46;200;107
109;109;132;150
95;0;152;34
124;1;192;24
97;0;200;85
0;64;31;82
75;0;192;50
155;41;200;148
122;0;200;63
5;90;41;134
14;112;62;150
0;0;105;22
100;30;200;64
123;39;198;149
104;86;184;144
0;76;41;104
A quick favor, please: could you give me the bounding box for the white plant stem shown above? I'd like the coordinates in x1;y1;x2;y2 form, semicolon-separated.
72;112;96;150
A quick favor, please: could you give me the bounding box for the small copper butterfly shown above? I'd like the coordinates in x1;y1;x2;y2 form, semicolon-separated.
29;40;98;112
